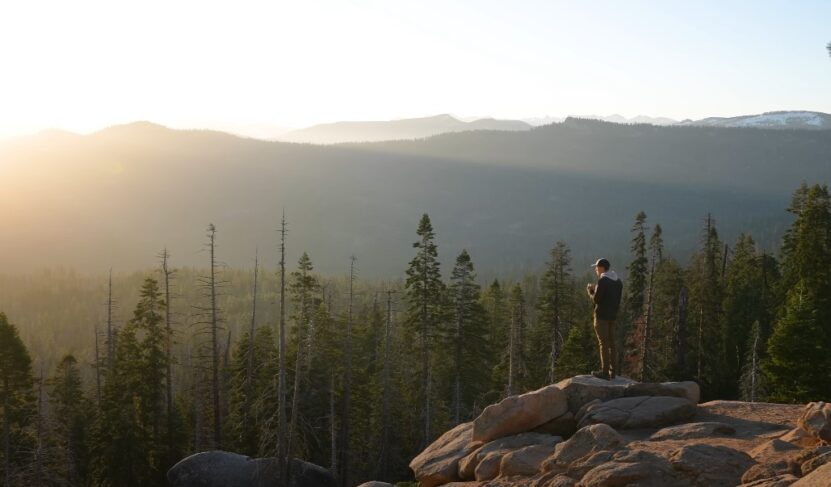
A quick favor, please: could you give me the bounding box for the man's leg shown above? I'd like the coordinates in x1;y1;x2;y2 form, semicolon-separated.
593;318;611;378
608;320;617;379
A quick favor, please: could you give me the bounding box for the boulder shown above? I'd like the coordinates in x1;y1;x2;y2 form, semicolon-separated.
574;399;602;424
473;451;504;481
798;402;831;444
742;464;787;484
166;451;335;487
793;461;831;486
670;444;756;487
660;381;701;404
499;444;557;477
650;421;736;441
533;411;577;438
623;381;700;404
779;427;820;448
563;449;615;479
800;450;831;476
580;449;691;487
540;424;624;470
458;432;560;480
538;474;577;487
472;385;568;443
739;475;800;487
578;395;696;430
409;422;481;487
554;375;635;415
749;439;801;462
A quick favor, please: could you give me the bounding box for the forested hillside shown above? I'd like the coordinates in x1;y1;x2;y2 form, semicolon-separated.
1;119;829;276
1;182;830;486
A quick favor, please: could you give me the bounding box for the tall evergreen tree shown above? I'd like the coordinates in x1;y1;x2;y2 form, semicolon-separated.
49;354;90;485
719;234;773;398
535;241;574;384
483;280;509;394
623;211;649;377
685;214;725;398
506;284;528;395
766;184;831;402
0;312;34;487
447;250;489;424
404;214;445;447
91;278;170;486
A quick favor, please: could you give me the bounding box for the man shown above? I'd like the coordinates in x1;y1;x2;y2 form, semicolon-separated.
586;258;623;380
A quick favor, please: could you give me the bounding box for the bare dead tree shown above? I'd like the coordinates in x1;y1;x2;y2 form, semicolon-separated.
243;249;259;444
277;212;288;487
159;247;177;460
105;268;118;370
675;286;688;378
209;225;222;447
378;289;396;480
339;256;357;487
191;224;228;449
94;325;102;406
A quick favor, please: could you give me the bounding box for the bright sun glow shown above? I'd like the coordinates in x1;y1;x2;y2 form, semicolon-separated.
0;0;830;137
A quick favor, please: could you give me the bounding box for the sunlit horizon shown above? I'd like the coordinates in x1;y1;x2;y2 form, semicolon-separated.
1;0;830;139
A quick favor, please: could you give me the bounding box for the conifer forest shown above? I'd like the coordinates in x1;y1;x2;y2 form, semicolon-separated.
1;182;830;486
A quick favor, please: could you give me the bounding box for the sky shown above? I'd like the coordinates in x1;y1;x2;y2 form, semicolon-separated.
0;0;829;138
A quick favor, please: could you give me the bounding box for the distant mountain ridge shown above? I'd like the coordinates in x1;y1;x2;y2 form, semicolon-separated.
2;118;829;276
680;111;831;130
279;114;532;144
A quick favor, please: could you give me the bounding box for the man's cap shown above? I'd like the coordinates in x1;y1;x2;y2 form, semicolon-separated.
591;258;611;269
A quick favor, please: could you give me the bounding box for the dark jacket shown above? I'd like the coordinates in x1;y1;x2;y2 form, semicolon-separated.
589;271;623;321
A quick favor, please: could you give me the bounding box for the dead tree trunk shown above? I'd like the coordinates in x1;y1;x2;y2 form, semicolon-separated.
329;371;337;475
674;286;688;376
106;268;116;369
378;289;395;480
94;325;102;407
340;256;356;487
244;250;259;443
160;247;176;460
208;224;222;448
277;213;288;487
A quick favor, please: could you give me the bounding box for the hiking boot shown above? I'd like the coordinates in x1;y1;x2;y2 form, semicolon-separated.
591;370;610;381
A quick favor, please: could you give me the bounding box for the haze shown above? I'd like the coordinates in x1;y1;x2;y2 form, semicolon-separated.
1;0;830;138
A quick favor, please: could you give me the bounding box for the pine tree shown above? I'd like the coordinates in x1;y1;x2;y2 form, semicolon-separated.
448;250;489;424
0;312;35;486
91;278;170;486
639;222;664;381
766;184;831;402
685;214;725;398
720;234;769;398
506;283;528;395
535;241;574;384
49;354;90;484
483;280;509;393
404;214;445;447
623;211;649;377
227;326;278;456
626;212;649;320
288;252;320;465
